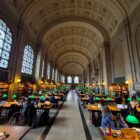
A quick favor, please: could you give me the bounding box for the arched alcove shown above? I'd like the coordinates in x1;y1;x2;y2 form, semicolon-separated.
112;46;125;83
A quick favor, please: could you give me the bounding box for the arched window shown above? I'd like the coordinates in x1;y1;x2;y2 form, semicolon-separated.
67;76;72;83
0;19;12;68
21;45;34;75
41;60;44;78
74;76;79;84
62;75;65;83
47;63;51;79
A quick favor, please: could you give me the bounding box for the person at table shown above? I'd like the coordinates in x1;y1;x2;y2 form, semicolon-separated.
98;100;110;125
116;94;122;104
101;112;128;134
88;93;95;104
50;94;57;107
23;98;37;127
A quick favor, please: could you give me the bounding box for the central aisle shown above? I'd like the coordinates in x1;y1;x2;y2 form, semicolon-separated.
45;90;87;140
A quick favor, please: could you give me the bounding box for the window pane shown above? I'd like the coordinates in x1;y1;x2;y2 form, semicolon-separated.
3;42;11;52
0;39;3;49
0;59;8;68
0;30;5;39
2;50;9;60
0;20;6;31
5;34;12;44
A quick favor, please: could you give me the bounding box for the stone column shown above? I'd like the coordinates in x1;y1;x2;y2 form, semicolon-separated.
86;66;90;86
102;41;112;89
122;22;135;91
44;56;48;82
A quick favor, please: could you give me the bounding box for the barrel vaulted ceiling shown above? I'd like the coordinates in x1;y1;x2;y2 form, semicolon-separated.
5;0;140;76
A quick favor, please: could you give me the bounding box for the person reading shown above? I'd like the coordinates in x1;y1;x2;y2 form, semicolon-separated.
101;112;128;135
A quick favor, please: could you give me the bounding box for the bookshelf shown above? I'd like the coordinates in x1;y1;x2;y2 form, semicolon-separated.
0;82;9;99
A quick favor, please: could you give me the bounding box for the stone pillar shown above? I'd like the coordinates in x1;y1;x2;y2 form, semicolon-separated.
54;69;57;82
35;49;42;86
122;22;135;91
102;41;112;89
10;24;25;94
86;66;90;86
44;56;48;82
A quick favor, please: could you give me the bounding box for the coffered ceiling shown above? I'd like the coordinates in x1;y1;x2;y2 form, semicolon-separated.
4;0;140;76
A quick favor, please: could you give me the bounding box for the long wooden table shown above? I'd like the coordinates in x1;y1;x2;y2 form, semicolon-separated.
0;126;30;140
103;128;140;140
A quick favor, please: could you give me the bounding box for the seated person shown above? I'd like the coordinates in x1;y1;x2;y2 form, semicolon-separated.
50;94;57;106
98;100;110;117
23;98;36;126
101;112;128;134
8;104;20;120
116;96;122;104
88;93;95;104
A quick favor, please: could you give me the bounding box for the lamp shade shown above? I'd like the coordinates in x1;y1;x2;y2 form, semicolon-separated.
127;98;132;101
41;95;45;99
125;115;139;124
12;94;17;99
2;93;8;98
29;95;35;99
95;97;100;101
136;98;140;101
106;97;111;101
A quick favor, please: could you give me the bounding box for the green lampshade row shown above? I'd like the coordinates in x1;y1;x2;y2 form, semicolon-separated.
125;115;140;124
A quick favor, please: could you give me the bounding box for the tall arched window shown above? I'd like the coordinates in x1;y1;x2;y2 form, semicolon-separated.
62;75;65;83
0;19;12;68
67;76;72;83
21;45;34;75
41;60;44;78
47;63;51;79
74;76;79;84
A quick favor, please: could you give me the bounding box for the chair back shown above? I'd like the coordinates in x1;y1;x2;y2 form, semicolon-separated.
9;112;24;126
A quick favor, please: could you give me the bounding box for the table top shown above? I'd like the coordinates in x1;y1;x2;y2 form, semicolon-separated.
80;97;88;101
108;105;120;111
0;126;30;140
35;104;52;110
86;104;100;111
3;102;19;108
136;107;140;112
103;128;139;140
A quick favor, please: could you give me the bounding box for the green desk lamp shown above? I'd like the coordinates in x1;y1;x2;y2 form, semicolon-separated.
95;97;100;101
40;95;45;99
127;98;132;101
136;98;140;101
12;94;17;99
125;115;139;124
106;97;111;101
2;93;8;98
29;95;35;99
